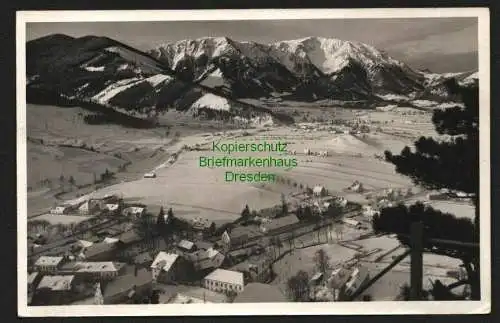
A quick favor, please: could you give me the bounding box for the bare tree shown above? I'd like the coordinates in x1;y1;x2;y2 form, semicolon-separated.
314;248;330;273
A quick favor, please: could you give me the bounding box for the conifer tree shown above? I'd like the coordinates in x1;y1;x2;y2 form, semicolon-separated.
156;207;166;234
372;79;480;299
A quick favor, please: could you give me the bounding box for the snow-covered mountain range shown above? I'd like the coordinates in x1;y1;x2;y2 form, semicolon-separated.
26;34;478;124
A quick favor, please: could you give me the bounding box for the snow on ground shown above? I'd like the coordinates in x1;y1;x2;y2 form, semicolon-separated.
426;200;475;219
84;66;105;72
412;100;438;108
211;68;223;77
146;74;173;87
377;94;409;102
191;93;231;111
92;77;143;103
435;102;465;109
35;213;91;225
117;64;129;71
375;105;397;112
271;242;358;291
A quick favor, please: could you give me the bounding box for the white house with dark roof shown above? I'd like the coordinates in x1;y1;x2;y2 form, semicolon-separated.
313;185;327;197
34;256;65;273
203;269;245;294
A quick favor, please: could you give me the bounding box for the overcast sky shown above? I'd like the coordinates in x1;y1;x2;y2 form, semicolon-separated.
26;17;478;73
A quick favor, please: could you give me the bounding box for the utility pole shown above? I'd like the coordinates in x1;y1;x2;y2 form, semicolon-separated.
410;221;423;300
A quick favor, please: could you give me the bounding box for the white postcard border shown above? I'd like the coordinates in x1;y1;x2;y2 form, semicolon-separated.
17;8;491;316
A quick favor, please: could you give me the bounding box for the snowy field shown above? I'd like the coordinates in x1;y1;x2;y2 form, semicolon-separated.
34;213;92;225
56;125;420;225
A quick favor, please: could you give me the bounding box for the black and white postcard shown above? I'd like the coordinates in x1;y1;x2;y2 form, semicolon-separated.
17;8;490;316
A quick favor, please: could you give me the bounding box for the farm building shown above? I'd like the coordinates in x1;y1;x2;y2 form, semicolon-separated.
203;269;245;294
233;283;286;303
347;181;364;193
313;185;327;197
122;206;146;218
50;206;71;215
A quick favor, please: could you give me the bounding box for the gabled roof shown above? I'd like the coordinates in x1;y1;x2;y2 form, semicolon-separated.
151;252;179;272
